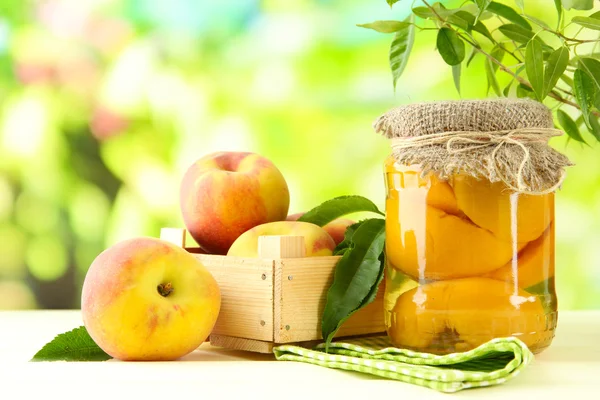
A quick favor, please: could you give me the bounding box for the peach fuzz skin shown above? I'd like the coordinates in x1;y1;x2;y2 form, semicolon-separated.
81;237;221;361
180;152;290;255
227;221;336;258
286;212;355;246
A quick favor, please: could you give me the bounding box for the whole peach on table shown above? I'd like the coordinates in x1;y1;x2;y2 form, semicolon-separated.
81;237;221;361
286;212;355;246
227;221;336;258
180;151;290;255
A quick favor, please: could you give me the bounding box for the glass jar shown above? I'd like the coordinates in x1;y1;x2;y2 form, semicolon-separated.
383;156;557;354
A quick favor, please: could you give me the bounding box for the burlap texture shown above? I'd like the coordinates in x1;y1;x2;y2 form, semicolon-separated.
374;99;573;194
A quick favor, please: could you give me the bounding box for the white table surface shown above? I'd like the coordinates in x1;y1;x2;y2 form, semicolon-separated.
1;310;599;399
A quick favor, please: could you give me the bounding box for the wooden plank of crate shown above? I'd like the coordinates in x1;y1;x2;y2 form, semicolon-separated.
209;335;275;354
195;254;275;342
274;257;385;343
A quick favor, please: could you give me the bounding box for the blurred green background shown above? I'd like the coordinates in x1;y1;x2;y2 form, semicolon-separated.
0;0;598;310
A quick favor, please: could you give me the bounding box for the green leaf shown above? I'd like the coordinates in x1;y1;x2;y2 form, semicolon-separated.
524;14;552;30
298;195;384;227
490;45;505;72
466;46;479;66
503;80;514;96
554;0;563;23
357;20;411;33
516;83;537;99
486;59;502;96
473;20;494;41
412;6;435;19
498;23;534;43
437;28;465;66
474;0;491;23
579;57;600;91
543;46;569;99
557;109;586;143
525;38;545;100
452;63;462;94
572;16;600;30
588;115;600;142
487;2;532;29
31;326;111;362
591;11;600;19
387;0;401;7
447;11;475;30
334;220;365;256
573;69;597;128
321;218;386;350
389;15;416;90
563;0;594;11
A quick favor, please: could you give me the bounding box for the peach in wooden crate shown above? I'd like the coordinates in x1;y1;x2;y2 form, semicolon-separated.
160;228;386;353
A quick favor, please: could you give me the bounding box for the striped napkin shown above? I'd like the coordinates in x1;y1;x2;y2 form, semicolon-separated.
273;336;533;393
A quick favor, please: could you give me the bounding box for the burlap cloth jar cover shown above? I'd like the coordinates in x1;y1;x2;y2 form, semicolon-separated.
373;98;573;194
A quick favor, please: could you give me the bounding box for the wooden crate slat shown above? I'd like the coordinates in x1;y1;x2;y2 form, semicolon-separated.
195;254;275;342
210;335;275;354
274;256;385;343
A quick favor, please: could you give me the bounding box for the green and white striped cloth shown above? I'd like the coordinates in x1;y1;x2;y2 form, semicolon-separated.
273;336;533;393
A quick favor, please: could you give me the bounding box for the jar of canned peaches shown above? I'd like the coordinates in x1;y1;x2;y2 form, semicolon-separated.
374;99;572;355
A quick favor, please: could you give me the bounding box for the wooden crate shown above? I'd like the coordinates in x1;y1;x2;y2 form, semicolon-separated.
160;227;386;353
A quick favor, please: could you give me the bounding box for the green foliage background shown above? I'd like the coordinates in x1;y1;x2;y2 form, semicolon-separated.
0;0;598;310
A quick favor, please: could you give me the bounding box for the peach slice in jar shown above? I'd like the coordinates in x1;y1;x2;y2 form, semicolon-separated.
451;174;554;244
485;223;555;290
387;277;548;354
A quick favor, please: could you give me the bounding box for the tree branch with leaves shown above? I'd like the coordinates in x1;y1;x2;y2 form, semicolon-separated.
359;0;600;144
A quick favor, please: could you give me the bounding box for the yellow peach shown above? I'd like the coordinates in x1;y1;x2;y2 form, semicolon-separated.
286;212;355;246
388;278;547;354
179;152;290;255
227;221;336;258
452;174;554;243
81;237;221;361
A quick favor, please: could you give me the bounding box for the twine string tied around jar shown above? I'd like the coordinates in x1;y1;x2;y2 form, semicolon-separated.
390;127;566;195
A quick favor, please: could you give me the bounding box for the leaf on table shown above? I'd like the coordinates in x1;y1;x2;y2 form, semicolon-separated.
573;69;597;128
525;38;545;100
389;15;415;90
31;326;111;362
543;46;569;99
298;195;384;227
572;16;600;30
498;23;534;44
557;109;586;144
487;2;532;29
437;28;465;66
357;20;411;33
321;218;386;351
